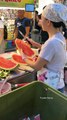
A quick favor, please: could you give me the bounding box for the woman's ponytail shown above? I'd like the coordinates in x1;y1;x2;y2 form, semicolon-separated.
61;22;67;39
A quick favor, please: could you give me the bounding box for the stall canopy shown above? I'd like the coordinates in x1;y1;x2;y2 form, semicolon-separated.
0;0;34;9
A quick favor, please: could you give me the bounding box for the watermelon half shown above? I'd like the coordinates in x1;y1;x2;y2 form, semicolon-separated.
12;54;27;65
0;56;18;70
12;54;33;65
15;39;34;57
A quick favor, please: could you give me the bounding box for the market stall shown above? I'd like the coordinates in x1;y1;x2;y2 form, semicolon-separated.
0;0;38;93
0;48;38;92
0;1;67;120
0;0;35;52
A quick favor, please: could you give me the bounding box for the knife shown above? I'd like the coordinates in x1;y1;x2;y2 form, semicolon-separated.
19;30;32;46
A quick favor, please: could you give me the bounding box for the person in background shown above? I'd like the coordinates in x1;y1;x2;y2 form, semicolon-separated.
0;19;5;54
4;25;8;40
14;10;31;40
34;10;41;32
34;6;49;44
30;10;41;44
20;3;67;93
38;12;49;44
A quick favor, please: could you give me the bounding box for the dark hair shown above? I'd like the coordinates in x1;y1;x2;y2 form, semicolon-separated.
51;21;63;28
64;28;67;39
4;25;8;40
51;21;67;38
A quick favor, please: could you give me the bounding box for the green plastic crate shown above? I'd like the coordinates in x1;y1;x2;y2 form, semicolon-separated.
0;81;67;120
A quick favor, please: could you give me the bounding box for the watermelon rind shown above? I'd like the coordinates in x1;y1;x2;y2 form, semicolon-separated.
0;64;18;71
0;57;18;71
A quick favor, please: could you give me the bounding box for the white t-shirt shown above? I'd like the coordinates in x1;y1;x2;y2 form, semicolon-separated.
38;32;66;89
39;32;66;72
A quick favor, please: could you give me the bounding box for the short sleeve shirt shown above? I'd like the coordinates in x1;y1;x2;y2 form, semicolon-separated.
39;32;66;72
15;17;30;39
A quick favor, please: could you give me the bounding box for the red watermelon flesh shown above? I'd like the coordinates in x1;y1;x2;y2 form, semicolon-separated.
12;54;26;64
15;39;22;49
15;39;34;57
0;56;17;70
12;54;33;65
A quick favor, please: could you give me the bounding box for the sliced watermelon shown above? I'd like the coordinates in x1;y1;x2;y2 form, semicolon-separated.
12;54;33;65
15;39;34;57
12;54;26;65
0;56;18;70
15;39;22;49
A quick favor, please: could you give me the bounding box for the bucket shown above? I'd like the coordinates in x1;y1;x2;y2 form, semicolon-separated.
0;81;11;95
0;81;67;120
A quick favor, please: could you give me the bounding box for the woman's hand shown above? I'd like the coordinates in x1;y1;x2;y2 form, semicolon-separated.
22;52;27;60
18;48;27;60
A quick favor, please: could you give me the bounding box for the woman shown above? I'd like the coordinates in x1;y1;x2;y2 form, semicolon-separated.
21;3;67;93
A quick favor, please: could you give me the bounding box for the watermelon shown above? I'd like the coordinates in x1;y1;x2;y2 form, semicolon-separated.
0;56;18;70
15;39;34;57
12;54;33;65
12;54;27;65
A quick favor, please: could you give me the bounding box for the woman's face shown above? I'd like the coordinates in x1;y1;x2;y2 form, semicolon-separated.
41;15;49;31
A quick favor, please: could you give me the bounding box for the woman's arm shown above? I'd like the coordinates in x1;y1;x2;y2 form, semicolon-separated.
25;56;48;71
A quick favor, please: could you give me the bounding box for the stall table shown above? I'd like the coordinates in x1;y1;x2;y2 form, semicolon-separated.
0;51;37;85
7;69;37;84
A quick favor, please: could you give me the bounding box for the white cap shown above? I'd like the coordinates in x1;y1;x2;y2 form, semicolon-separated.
42;3;67;24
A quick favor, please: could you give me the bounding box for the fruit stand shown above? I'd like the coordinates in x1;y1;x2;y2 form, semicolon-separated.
0;0;34;52
0;51;37;83
0;34;39;95
0;1;67;120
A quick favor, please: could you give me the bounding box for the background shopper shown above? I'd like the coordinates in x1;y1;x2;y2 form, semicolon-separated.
14;10;31;39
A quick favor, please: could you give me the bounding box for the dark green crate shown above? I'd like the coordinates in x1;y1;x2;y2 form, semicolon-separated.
0;81;67;120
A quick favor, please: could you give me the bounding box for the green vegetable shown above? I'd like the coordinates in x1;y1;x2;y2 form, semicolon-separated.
0;70;10;79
